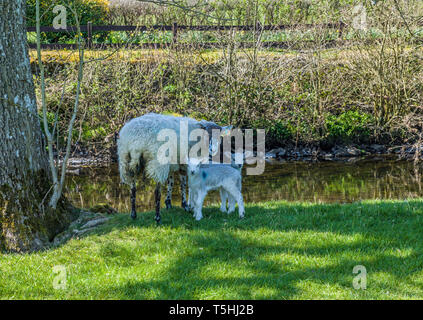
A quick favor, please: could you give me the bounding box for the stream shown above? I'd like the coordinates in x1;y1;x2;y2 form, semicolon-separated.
65;157;423;213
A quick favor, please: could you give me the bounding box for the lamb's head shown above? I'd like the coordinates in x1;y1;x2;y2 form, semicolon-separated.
187;157;202;176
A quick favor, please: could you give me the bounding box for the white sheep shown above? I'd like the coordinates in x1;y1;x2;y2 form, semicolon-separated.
117;113;225;223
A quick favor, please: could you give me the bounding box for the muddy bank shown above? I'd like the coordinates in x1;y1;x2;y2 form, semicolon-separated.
264;144;410;161
63;143;423;170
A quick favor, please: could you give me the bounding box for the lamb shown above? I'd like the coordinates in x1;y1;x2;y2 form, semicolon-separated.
187;158;245;221
187;152;244;214
117;112;226;223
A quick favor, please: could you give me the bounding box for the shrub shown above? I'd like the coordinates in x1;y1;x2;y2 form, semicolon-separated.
326;110;374;144
261;120;292;149
26;0;110;42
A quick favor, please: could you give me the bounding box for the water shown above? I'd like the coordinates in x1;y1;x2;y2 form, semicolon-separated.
65;157;423;213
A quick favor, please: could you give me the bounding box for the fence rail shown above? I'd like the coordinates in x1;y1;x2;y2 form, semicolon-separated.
27;21;347;50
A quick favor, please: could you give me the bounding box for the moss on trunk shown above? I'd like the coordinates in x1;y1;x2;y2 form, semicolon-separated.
0;169;79;253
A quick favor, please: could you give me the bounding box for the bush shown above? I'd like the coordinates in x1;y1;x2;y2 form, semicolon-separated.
26;0;110;42
326;110;374;144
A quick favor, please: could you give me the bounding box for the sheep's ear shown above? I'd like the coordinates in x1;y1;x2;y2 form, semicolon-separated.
220;125;233;137
198;156;209;165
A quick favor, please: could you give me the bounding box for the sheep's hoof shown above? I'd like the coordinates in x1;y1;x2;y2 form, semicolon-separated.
131;212;137;220
165;199;172;209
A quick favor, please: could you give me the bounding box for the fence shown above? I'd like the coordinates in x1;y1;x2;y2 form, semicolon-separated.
27;21;347;50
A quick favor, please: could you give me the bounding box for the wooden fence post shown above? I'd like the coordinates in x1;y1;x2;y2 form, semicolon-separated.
172;22;178;44
87;21;93;49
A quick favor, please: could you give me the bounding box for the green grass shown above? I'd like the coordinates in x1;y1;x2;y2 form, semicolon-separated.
2;199;423;299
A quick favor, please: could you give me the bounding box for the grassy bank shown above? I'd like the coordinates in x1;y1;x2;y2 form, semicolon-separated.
2;199;423;299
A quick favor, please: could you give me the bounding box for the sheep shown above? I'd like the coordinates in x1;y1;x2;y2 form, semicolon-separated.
187;157;245;221
117;113;226;223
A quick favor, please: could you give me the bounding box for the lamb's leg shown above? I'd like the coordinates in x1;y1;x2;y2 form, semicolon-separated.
130;184;137;220
219;188;228;213
227;195;236;213
179;173;189;211
193;190;206;221
165;174;174;209
225;186;245;218
236;193;245;219
154;182;162;224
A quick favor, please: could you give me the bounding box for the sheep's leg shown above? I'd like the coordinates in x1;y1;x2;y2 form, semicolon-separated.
154;182;162;224
179;174;189;211
130;184;137;220
165;174;174;209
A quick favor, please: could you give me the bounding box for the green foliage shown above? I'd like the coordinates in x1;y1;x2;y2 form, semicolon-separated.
26;0;109;42
256;120;292;147
26;0;109;27
326;110;374;143
38;111;56;134
108;0;359;26
80;124;107;141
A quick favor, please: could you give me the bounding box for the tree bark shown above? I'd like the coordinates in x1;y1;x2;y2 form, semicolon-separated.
0;0;76;252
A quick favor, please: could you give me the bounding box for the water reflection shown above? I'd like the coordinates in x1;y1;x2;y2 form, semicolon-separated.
65;158;423;213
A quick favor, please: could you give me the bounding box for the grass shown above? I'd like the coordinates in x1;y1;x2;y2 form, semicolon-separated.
2;199;423;299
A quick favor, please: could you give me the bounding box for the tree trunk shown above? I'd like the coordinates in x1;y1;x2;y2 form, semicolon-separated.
0;0;76;252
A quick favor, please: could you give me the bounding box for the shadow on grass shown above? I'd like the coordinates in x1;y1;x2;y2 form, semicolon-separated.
90;199;423;299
